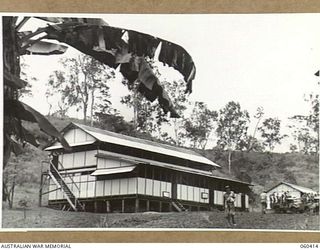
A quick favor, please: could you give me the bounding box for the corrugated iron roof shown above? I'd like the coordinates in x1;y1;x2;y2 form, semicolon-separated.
46;122;220;169
96;151;252;186
282;182;317;194
267;182;317;194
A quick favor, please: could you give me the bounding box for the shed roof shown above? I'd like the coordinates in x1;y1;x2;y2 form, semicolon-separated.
267;182;317;194
45;122;220;169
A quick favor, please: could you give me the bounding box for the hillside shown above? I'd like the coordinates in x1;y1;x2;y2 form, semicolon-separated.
202;149;318;195
5;115;319;207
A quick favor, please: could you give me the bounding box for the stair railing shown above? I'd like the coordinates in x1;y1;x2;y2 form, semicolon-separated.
53;160;81;200
47;167;77;211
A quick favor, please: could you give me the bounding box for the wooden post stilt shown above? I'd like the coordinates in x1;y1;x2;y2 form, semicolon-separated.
38;173;43;207
146;200;150;211
121;199;125;213
94;201;98;213
135;198;139;213
106;200;111;213
159;201;162;212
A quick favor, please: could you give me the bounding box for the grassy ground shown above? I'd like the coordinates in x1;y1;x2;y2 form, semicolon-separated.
2;206;319;230
3;183;319;230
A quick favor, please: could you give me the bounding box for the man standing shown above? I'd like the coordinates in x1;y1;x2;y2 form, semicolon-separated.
224;185;236;227
260;190;268;214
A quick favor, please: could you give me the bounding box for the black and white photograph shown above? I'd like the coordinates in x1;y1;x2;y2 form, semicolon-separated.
2;14;319;230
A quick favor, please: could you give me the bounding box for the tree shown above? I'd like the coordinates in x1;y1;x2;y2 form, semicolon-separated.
258;117;287;152
121;61;189;142
47;54;115;123
94;109;135;134
247;106;264;152
288;93;319;155
183;102;218;149
216;101;250;173
4;16;196;168
19;62;36;98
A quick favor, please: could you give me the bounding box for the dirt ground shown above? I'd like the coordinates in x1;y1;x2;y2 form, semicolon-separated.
2;205;319;230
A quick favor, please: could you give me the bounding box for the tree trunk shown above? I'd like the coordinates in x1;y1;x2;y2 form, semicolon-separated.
228;150;232;174
83;103;87;123
133;88;138;130
90;89;95;126
173;119;179;146
3;17;21;170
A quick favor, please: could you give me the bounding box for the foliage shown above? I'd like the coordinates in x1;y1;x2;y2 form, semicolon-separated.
258;117;287;152
216;101;250;172
94;109;135;134
288;93;319;155
288;119;317;154
46;54;115;122
246;106;264;152
121;61;189;142
183;102;218;149
216;101;250;151
19;62;36;98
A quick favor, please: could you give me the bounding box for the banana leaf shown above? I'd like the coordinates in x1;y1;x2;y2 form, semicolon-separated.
35;17;108;26
4;70;27;89
22;40;68;56
44;22;196;117
4;100;70;150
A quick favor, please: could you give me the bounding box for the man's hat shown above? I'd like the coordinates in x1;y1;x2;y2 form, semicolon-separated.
225;185;230;189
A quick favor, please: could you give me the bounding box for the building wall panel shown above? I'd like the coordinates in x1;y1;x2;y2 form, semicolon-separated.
64;129;75;144
153;180;161;197
160;182;170;198
235;193;242;208
194;187;200;202
245;194;249;209
74;128;88;143
111;179;120;196
187;186;194;201
120;178;128;195
104;180;112;196
214;190;224;205
72;175;81;183
137;178;146;195
200;188;209;204
87;182;95;197
96;181;104;197
128;178;137;194
63;128;95;144
85;150;97;166
73;152;85;168
177;184;209;204
80;175;88;182
79;182;87;198
146;179;153;196
97;157;133;169
48;184;56;200
62;153;73;169
56;189;63;200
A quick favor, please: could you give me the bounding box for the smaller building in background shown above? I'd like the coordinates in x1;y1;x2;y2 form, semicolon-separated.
266;182;317;209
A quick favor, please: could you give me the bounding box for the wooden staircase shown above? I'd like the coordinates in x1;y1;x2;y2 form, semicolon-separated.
172;200;187;212
48;161;85;212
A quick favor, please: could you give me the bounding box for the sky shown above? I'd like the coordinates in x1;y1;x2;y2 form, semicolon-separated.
17;13;320;152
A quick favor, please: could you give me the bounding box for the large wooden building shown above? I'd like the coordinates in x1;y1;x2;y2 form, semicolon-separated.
42;122;252;213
